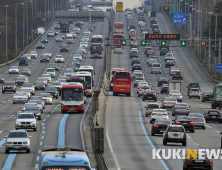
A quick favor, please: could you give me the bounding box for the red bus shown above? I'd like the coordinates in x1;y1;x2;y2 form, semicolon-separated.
114;22;124;33
113;71;131;97
61;82;84;113
113;33;124;46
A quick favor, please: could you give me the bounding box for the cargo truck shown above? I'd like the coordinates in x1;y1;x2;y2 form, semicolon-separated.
168;81;181;94
187;83;201;96
212;83;222;109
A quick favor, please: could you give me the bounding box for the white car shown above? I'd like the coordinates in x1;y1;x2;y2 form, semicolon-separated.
80;42;88;48
37;77;48;86
13;92;29;104
150;109;168;124
114;46;123;54
64;69;74;76
55;55;64;63
70;31;77;38
47;30;54;37
138;82;149;87
132;70;143;78
9;66;19;74
42;74;51;83
55;36;63;42
43;51;52;58
130;48;139;54
29;51;38;59
17;88;31;99
137;85;151;97
77;47;87;54
15;113;37;131
73;55;82;62
164;53;175;61
23;54;31;61
21;83;35;95
39;93;52;105
169;90;183;102
138;21;144;26
73;27;80;34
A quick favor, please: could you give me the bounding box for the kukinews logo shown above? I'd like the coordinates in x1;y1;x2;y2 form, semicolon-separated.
152;149;222;160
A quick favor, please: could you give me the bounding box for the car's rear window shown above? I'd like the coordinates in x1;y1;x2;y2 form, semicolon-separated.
148;104;159;108
168;126;184;132
153;64;160;67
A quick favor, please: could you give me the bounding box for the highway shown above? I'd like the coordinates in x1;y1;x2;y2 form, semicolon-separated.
104;11;222;170
0;13;110;169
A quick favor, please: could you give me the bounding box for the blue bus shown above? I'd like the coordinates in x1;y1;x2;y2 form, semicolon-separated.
40;148;94;170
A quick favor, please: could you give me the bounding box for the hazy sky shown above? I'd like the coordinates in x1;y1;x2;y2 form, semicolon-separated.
113;0;142;9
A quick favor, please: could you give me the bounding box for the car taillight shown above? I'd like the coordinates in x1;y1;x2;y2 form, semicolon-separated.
110;81;111;84
163;114;167;115
151;67;153;69
152;113;156;115
184;132;187;138
206;159;212;163
153;94;156;96
138;61;140;62
186;159;192;162
198;91;200;93
174;108;178;110
154;125;158;127
173;103;176;104
189;122;194;124
173;73;176;75
160;67;161;70
164;102;168;104
144;94;147;95
135;80;136;83
202;119;205;122
169;94;172;96
176;121;181;124
146;107;148;110
180;73;182;75
186;108;190;110
165;131;168;137
143;80;145;82
190;91;192;93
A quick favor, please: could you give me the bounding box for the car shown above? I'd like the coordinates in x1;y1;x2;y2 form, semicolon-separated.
67;63;79;72
158;78;169;87
0;74;5;84
46;68;56;78
114;45;123;54
70;31;77;38
64;68;74;77
137;85;151;97
80;42;88;48
49;63;59;72
34;81;45;90
28;100;44;112
73;55;82;62
131;58;141;66
55;55;64;63
172;103;190;116
47;30;54;37
29;51;38;59
204;110;222;123
202;91;213;102
132;64;142;72
9;66;19;74
172;116;195;133
145;103;160;117
23;106;42;120
55;35;63;42
39;93;53;105
17;88;31;99
151;63;161;74
36;42;44;49
44;86;59;99
40;55;49;62
41;37;48;43
142;90;157;101
146;50;155;57
160;48;168;56
21;68;31;76
183;150;213;170
21;83;35;95
73;27;80;34
15;76;28;86
51;81;62;93
77;47;86;54
161;97;177;109
153;28;160;34
138;82;149;88
60;44;69;52
23;54;31;61
165;59;175;68
164;53;175;61
42;74;52;83
5;129;31;153
172;71;183;80
147;59;157;67
134;77;144;87
169;90;183;102
169;66;180;75
189;113;206;129
189;88;201;99
161;84;168;94
150;109;168;124
22;102;40;112
37;77;48;86
15;113;37;131
57;76;67;82
2;81;16;93
163;125;187;146
43;51;52;58
130;48;138;54
132;70;143;78
151;120;171;136
54;23;61;29
13;92;29;104
147;55;157;62
134;72;144;80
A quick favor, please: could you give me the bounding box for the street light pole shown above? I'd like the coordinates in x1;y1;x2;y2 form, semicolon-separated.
15;4;17;58
23;2;25;48
31;0;33;41
47;0;49;24
215;14;217;51
26;0;28;45
209;13;211;71
197;0;200;37
45;0;46;27
5;5;8;63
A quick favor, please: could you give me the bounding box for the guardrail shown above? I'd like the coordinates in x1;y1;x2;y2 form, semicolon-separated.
0;17;55;68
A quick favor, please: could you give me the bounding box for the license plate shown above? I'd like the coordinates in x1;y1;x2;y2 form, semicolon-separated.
195;160;203;162
70;108;75;111
14;146;20;149
212;116;216;118
120;89;124;91
174;134;178;137
157;114;162;116
160;130;165;132
183;123;188;124
148;97;152;98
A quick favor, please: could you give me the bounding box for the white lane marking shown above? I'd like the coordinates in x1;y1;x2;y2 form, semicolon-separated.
194;142;199;145
206;125;212;128
215;130;220;133
187;135;191;138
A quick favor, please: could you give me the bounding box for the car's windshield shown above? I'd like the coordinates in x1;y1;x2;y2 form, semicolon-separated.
62;88;83;101
47;69;55;72
22;84;32;87
168;127;184;132
25;107;39;111
14;93;26;96
165;98;176;101
155;120;170;125
45;87;56;91
51;82;61;85
18;114;34;119
8;132;27;138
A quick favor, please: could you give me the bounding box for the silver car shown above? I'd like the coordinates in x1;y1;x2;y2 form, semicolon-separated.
189;88;201;99
9;66;19;74
134;77;144;87
42;74;52;83
17;88;31;99
5;129;31;153
55;55;64;63
55;36;63;42
21;68;31;76
39;93;53;105
64;69;74;76
27;101;43;113
172;103;190;116
189;113;206;129
161;97;177;109
13;92;29;104
22;83;35;95
29;51;37;59
15;113;37;131
43;51;52;58
114;46;123;54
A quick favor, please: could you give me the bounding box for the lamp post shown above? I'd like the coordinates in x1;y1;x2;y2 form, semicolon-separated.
209;12;211;71
5;5;8;63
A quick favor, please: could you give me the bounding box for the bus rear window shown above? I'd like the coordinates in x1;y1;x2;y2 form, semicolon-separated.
114;35;123;39
115;72;130;79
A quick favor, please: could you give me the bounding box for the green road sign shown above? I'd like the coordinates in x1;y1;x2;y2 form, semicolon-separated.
122;40;126;45
181;41;186;46
161;41;166;46
142;40;146;45
170;3;177;13
207;51;213;58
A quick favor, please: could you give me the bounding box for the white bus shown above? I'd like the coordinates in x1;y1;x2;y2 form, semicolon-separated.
91;35;103;46
78;65;95;86
75;71;92;97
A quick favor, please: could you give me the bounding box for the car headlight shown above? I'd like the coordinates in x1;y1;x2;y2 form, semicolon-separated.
23;142;28;144
80;104;83;108
31;121;36;124
16;121;21;124
7;142;12;144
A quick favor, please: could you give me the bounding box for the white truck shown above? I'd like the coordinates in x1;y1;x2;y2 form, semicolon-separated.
168;81;181;94
37;27;45;35
66;33;73;44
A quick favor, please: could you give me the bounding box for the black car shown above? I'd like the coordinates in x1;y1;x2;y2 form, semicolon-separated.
130;52;138;58
34;81;45;90
44;86;59;99
2;81;16;93
202;91;213;102
21;68;31;76
131;58;141;65
204;111;222;123
165;59;175;68
40;55;49;62
161;84;168;94
142;90;157;101
0;74;5;84
146;50;155;57
151;120;171;136
173;116;195;133
158;78;169;87
75;22;81;29
49;63;59;71
132;64;142;71
24;106;41;120
153;28;160;34
172;71;183;80
183;150;213;170
160;48;168;56
60;44;69;52
36;42;44;49
41;37;48;43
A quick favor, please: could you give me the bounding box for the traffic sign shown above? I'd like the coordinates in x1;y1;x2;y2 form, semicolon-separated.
207;51;212;58
173;13;186;24
141;40;146;46
161;41;166;46
215;64;222;72
145;34;180;40
201;41;206;46
188;37;193;43
194;37;200;43
163;4;171;6
122;40;126;45
181;41;186;46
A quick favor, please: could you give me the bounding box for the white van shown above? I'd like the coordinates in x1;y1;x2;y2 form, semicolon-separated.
66;33;73;44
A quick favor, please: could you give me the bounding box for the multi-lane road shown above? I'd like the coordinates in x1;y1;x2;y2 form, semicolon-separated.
0;14;109;169
104;11;222;170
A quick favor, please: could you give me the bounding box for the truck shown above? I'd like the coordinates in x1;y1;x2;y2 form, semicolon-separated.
144;0;151;14
168;81;181;94
151;11;156;18
187;83;201;96
212;83;222;109
37;27;45;35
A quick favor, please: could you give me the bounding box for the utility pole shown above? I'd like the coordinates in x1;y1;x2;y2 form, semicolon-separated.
47;0;49;24
215;14;217;51
15;4;17;58
189;13;192;37
197;0;200;37
209;13;211;71
5;5;8;63
31;0;33;41
219;38;221;64
26;0;28;45
45;0;46;27
23;2;25;48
